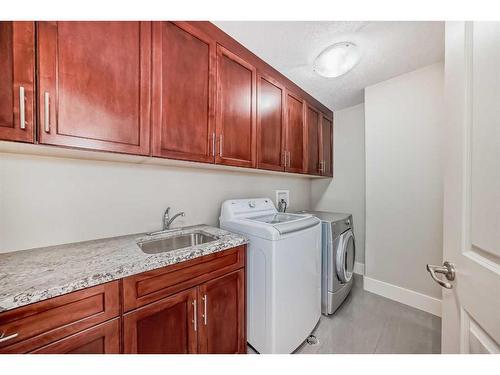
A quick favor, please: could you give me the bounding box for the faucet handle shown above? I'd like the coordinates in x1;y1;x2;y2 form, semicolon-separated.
165;207;171;216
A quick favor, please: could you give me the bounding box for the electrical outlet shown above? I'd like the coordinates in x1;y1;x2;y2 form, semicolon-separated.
275;190;290;210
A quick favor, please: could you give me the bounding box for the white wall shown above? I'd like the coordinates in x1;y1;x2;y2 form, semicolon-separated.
311;103;366;266
364;63;444;303
0;153;310;253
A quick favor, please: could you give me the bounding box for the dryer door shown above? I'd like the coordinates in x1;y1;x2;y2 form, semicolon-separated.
336;229;356;283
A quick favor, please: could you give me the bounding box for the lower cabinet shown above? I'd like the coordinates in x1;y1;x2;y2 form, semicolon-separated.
31;319;120;354
123;288;198;354
0;245;246;354
123;269;245;354
198;270;245;354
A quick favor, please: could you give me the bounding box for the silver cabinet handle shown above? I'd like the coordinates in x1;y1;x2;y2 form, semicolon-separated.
0;331;19;343
44;92;50;133
219;134;223;157
19;86;26;130
287;151;291;168
202;294;207;325
426;261;455;289
192;299;197;331
212;132;216;157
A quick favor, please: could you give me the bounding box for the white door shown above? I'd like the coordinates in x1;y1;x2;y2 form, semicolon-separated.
435;21;500;353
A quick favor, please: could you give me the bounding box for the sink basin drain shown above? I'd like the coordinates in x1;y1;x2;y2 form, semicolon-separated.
306;335;319;345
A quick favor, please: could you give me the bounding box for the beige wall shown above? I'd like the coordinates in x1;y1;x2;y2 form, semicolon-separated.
364;62;444;299
311;103;366;265
0;153;311;253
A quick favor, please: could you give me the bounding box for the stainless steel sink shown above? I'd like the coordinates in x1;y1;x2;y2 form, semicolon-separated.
137;231;218;254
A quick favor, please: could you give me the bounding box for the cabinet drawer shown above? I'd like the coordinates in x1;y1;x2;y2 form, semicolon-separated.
0;281;120;353
123;245;246;312
30;318;120;354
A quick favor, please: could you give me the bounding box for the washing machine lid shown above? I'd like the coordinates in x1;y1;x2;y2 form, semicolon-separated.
219;198;320;240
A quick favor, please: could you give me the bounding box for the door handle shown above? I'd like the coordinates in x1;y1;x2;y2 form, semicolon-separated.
44;92;50;133
192;299;197;332
426;261;455;289
212;133;216;157
19;86;26;130
202;294;207;325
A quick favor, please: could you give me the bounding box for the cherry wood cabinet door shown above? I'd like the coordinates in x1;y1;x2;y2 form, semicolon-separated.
123;287;198;354
152;22;216;163
0;22;35;143
257;74;285;171
320;114;334;177
37;22;151;155
198;269;245;354
216;45;256;168
305;103;321;175
30;319;120;354
285;91;306;173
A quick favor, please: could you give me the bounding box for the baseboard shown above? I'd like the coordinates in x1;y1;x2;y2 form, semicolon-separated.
353;262;365;275
363;276;442;317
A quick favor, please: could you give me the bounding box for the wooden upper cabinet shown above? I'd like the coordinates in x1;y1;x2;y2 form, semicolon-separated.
37;22;151;155
285;91;306;173
321;114;334;177
257;74;285;171
152;22;216;163
305;103;321;175
216;45;256;168
0;22;35;143
123;287;198;354
198;270;246;354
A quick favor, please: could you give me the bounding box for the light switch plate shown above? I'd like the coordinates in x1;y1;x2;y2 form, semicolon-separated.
275;190;290;209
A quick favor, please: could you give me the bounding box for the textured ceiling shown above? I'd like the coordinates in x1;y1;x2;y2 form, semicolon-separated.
213;21;445;110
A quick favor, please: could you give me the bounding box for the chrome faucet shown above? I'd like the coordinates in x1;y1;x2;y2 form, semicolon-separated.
162;207;185;230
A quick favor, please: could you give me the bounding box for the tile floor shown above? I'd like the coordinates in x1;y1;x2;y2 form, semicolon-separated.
248;274;441;354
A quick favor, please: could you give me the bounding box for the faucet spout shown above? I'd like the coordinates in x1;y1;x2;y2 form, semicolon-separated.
166;212;185;229
162;207;185;231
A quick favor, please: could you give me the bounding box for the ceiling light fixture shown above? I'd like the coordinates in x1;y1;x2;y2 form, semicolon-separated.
313;42;361;78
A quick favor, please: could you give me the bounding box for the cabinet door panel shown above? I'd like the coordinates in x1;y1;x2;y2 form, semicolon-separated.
0;22;35;143
37;21;151;155
321;115;333;177
198;269;245;354
285;91;306;173
216;45;256;168
123;288;197;354
152;22;215;163
257;74;285;171
31;319;120;354
306;103;321;175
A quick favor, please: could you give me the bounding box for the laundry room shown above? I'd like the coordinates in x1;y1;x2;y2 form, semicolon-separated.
0;1;499;373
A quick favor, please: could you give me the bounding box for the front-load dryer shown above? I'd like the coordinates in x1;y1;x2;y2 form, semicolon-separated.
296;211;356;315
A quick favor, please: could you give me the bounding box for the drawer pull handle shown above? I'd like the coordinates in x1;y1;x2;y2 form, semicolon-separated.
0;331;19;343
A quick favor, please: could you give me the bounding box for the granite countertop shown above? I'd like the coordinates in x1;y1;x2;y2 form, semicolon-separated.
0;225;248;312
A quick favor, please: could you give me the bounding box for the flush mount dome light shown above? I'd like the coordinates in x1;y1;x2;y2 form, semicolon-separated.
313;42;361;78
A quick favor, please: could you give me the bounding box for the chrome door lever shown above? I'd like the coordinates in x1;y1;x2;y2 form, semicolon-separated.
426;261;455;289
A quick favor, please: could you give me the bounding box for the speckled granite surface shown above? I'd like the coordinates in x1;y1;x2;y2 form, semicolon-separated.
0;225;247;312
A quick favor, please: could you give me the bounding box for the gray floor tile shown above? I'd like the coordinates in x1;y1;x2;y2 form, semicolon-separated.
249;274;441;354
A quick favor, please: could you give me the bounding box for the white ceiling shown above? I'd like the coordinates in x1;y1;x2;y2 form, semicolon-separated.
213;21;445;111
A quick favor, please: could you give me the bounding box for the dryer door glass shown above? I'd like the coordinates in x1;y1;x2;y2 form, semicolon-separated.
336;229;355;283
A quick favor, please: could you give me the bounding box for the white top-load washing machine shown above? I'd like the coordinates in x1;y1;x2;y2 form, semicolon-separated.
220;198;321;354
